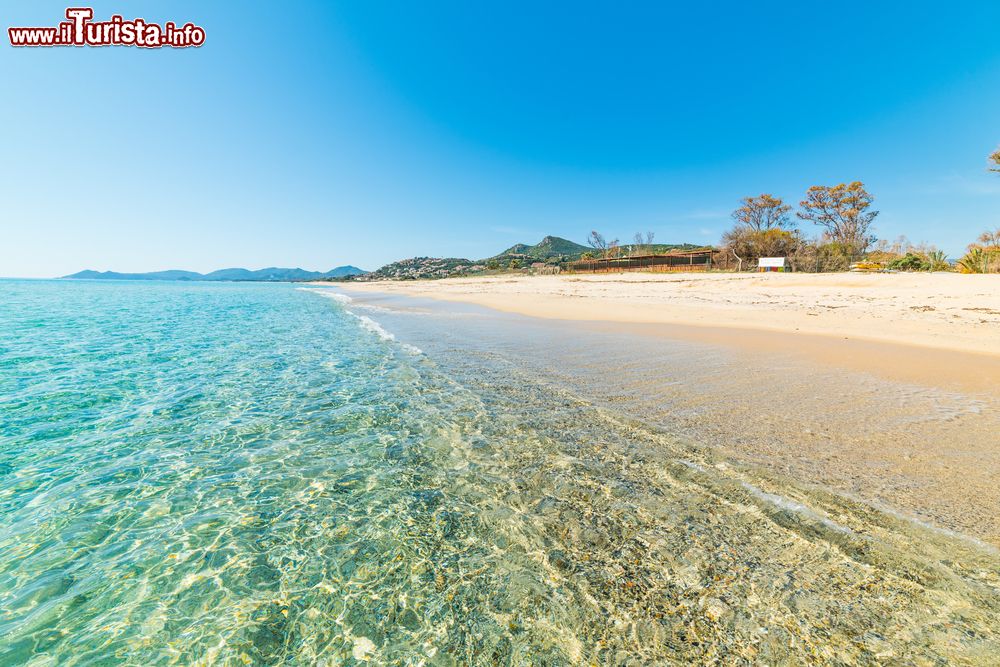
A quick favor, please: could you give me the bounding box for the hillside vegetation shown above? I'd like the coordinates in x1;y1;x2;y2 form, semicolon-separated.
363;257;485;281
356;236;708;281
491;236;590;262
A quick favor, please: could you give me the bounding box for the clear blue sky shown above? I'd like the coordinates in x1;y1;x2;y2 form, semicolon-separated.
2;1;999;277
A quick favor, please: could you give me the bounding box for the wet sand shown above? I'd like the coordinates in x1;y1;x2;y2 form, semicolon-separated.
326;281;1000;547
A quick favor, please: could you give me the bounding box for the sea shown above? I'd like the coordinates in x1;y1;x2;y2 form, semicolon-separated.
1;279;999;665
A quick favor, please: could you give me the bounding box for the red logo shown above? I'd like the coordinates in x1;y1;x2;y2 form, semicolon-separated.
8;8;206;48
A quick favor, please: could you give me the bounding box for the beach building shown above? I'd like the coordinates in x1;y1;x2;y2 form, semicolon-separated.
758;257;787;272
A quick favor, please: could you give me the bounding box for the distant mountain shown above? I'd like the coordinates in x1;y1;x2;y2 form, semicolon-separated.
60;266;367;282
322;265;367;278
60;269;205;281
201;267;367;282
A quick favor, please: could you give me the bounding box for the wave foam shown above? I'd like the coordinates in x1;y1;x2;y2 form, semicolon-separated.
299;289;421;355
350;312;394;341
678;459;851;535
347;311;422;355
738;481;852;535
320;292;354;305
296;288;354;305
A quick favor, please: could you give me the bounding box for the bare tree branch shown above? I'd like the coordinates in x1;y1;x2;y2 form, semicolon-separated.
732;194;794;232
633;232;644;256
797;182;878;257
588;231;611;259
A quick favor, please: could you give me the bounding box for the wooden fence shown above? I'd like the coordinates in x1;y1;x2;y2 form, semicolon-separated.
566;250;718;273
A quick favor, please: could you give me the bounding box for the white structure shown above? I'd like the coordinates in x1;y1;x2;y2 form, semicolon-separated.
758;257;786;272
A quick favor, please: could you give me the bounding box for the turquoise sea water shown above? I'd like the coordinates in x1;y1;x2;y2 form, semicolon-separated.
2;280;1000;665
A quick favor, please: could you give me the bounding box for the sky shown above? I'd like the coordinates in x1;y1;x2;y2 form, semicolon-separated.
2;1;1000;277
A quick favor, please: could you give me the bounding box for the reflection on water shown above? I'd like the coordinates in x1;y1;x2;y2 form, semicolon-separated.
0;281;998;665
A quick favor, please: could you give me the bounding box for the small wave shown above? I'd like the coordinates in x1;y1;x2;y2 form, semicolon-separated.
677;459;707;474
321;292;354;305
678;459;851;535
841;491;999;554
296;287;354;305
350;312;395;342
352;303;394;314
299;289;422;354
738;480;852;535
346;311;423;355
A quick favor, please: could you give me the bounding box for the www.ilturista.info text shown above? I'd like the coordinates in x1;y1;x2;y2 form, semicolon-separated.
8;8;205;48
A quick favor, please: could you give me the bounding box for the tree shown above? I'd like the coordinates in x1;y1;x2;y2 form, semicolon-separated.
990;147;1000;173
723;227;747;271
978;227;1000;248
797;182;878;258
722;194;796;270
786;239;854;273
723;226;801;271
732;194;793;232
587;230;619;259
630;231;656;257
587;231;607;257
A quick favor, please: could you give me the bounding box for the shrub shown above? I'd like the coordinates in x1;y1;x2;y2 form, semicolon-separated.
723;227;802;271
888;253;930;271
925;250;951;271
957;228;1000;273
957;247;1000;274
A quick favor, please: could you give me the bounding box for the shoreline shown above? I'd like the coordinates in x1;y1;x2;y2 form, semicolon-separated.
321;272;1000;394
310;275;1000;545
323;272;1000;356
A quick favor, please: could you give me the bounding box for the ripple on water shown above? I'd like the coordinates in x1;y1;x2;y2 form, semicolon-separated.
0;280;999;665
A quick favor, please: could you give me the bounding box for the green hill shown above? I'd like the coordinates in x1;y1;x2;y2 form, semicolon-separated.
364;257;480;281
489;236;709;263
489;236;590;262
358;236;716;281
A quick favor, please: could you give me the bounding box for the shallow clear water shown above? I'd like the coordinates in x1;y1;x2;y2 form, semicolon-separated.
1;280;999;665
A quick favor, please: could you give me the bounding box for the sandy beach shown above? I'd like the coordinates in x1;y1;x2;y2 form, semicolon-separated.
333;272;1000;391
333;272;1000;355
328;272;1000;546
